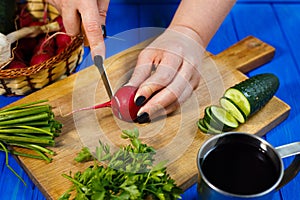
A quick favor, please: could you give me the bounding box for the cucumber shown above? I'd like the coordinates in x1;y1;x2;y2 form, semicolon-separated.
224;73;279;116
197;119;209;133
203;118;223;134
219;97;246;123
223;88;251;117
203;106;231;132
203;107;223;129
210;105;239;129
197;73;280;135
0;0;16;34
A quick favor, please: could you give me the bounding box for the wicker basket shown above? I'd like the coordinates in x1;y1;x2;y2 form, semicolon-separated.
0;0;84;96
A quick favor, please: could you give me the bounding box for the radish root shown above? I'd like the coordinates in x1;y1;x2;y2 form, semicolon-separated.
60;101;112;117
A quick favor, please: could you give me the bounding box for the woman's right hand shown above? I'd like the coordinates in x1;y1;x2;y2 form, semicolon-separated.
46;0;110;59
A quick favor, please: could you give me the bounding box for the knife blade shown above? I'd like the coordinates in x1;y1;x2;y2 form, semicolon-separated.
94;55;113;99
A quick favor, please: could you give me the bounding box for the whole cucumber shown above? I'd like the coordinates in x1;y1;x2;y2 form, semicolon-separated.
227;73;279;116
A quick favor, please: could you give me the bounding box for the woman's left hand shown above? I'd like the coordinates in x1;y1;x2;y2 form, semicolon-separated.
127;26;205;123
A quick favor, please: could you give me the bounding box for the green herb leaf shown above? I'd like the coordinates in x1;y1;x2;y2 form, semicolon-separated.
60;128;183;200
74;147;94;163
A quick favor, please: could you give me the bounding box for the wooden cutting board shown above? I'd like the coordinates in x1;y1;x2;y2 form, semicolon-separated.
8;36;290;199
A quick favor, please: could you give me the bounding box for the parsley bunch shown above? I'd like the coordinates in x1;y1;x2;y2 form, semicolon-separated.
59;128;183;200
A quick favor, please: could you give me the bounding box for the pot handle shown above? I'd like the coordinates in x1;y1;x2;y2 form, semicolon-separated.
275;142;300;190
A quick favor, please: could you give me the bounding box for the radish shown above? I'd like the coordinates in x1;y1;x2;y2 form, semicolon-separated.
18;7;33;28
33;36;56;55
14;38;37;63
53;16;65;31
30;52;52;66
26;36;56;66
56;34;71;49
29;21;45;27
0;21;60;67
7;60;27;69
68;86;143;122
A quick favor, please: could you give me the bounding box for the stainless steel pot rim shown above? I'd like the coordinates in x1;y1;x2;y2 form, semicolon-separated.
196;132;284;198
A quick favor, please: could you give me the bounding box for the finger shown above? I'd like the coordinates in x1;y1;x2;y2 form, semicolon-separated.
177;74;199;104
127;48;158;88
136;61;195;123
61;2;81;36
97;0;110;25
134;52;183;106
79;1;105;58
144;75;198;122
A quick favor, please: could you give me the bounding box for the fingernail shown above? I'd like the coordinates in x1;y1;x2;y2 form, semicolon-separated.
101;25;107;38
136;112;150;124
135;96;146;106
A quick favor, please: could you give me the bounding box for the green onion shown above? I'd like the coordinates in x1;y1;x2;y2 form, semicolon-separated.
0;100;62;184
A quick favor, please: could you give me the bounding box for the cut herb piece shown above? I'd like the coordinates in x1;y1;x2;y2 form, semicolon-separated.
74;147;94;163
60;128;183;200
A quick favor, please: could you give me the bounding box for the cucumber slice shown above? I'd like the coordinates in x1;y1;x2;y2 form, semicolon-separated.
224;88;251;117
197;119;209;133
220;97;246;124
203;106;226;130
203;118;223;134
210;105;239;129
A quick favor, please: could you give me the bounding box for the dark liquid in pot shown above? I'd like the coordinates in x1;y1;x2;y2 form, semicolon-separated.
201;142;280;195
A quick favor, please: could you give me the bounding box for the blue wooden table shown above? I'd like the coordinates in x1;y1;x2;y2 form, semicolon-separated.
1;0;300;199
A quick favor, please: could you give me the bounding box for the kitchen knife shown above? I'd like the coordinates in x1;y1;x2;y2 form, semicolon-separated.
94;55;113;99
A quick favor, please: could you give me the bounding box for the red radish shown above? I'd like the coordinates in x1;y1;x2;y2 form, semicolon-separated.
33;36;56;55
7;60;27;69
68;86;143;122
18;7;33;28
56;34;71;49
1;22;60;66
30;52;52;66
15;38;37;61
56;46;66;54
18;38;37;51
53;16;65;31
29;21;45;27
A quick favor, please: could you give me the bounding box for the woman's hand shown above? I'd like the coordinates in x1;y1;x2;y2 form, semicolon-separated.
46;0;109;58
127;26;205;123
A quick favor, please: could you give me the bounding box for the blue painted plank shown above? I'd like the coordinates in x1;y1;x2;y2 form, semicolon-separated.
231;3;300;200
207;12;238;54
0;156;36;200
272;4;300;200
274;4;300;74
109;0;180;4
1;2;300;200
139;4;178;28
106;4;139;36
237;0;300;2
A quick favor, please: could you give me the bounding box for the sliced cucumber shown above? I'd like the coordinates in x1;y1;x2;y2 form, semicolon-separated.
204;106;227;130
210;105;239;129
220;97;246;124
203;118;223;134
197;73;280;135
197;119;209;133
224;88;251;117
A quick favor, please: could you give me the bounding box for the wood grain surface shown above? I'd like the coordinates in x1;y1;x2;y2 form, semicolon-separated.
7;36;290;199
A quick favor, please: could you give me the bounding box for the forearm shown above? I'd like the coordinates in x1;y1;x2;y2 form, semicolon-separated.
170;0;236;47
